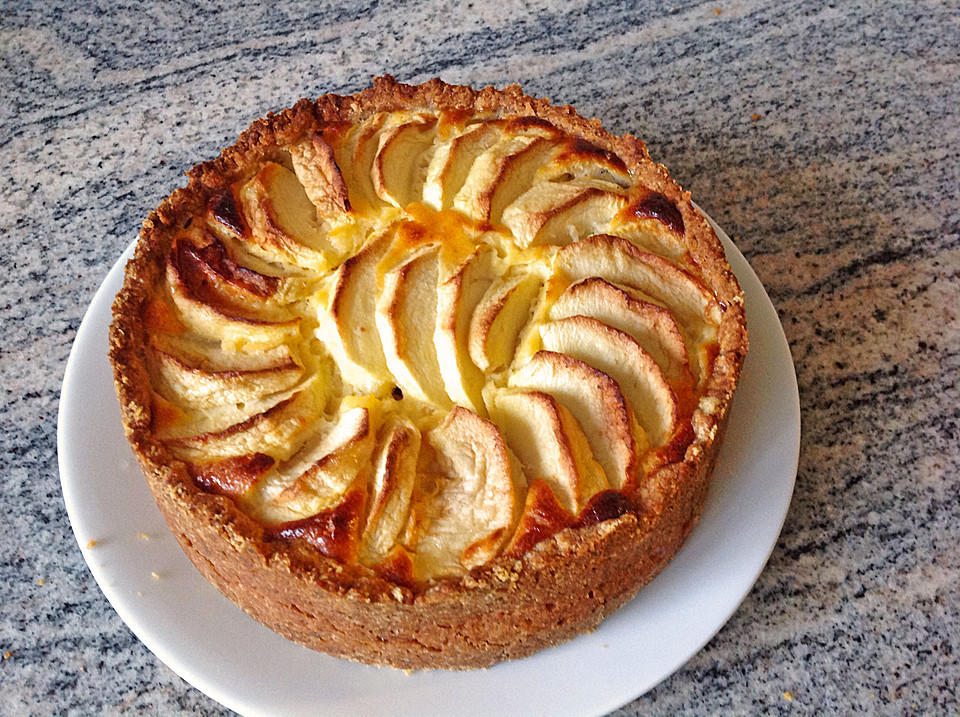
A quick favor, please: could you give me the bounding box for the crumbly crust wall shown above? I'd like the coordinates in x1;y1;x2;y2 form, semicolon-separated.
109;75;747;669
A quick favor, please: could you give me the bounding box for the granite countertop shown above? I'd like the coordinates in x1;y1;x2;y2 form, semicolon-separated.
3;0;957;714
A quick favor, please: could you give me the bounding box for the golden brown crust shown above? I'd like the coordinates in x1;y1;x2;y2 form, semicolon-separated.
109;75;747;669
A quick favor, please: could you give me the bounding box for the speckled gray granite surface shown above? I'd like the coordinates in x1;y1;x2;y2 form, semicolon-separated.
2;0;958;714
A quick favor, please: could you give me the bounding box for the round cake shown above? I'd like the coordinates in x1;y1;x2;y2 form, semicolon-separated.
109;76;747;669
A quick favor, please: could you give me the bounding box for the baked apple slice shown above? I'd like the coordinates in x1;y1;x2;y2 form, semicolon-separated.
359;419;421;567
165;263;300;352
150;344;303;410
554;234;720;382
162;377;328;462
375;245;451;406
316;233;391;392
501;181;625;248
239;162;335;270
410;407;525;577
468;272;543;373
434;245;498;413
453;133;558;223
204;192;313;281
372;117;438;208
536;137;632;188
257;406;375;524
168;234;285;310
549;277;693;388
488;389;608;514
540;316;679;449
422;122;500;210
289;132;351;225
323;113;387;213
149;332;298;373
508;351;641;490
611;190;689;259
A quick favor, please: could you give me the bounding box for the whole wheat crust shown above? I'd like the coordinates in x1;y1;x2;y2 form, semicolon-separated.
108;75;747;669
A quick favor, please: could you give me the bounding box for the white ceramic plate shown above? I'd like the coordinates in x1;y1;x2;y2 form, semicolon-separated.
58;218;799;717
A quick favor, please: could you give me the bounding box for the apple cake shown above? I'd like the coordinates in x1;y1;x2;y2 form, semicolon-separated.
109;76;747;669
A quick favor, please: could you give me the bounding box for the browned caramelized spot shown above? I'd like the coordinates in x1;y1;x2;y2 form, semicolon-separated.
645;421;696;470
438;109;474;137
703;340;721;376
556;138;628;174
673;382;700;424
462;527;508;567
572;490;634;529
266;487;366;564
144;296;185;335
626;191;685;236
374;546;415;588
396;220;428;246
320;120;351;146
209;189;247;236
172;235;279;300
189;453;275;498
504;480;573;558
150;393;184;432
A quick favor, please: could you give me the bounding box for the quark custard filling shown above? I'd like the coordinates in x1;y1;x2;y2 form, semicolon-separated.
138;107;723;585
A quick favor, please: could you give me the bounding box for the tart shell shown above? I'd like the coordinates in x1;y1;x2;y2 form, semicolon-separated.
109;76;746;670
